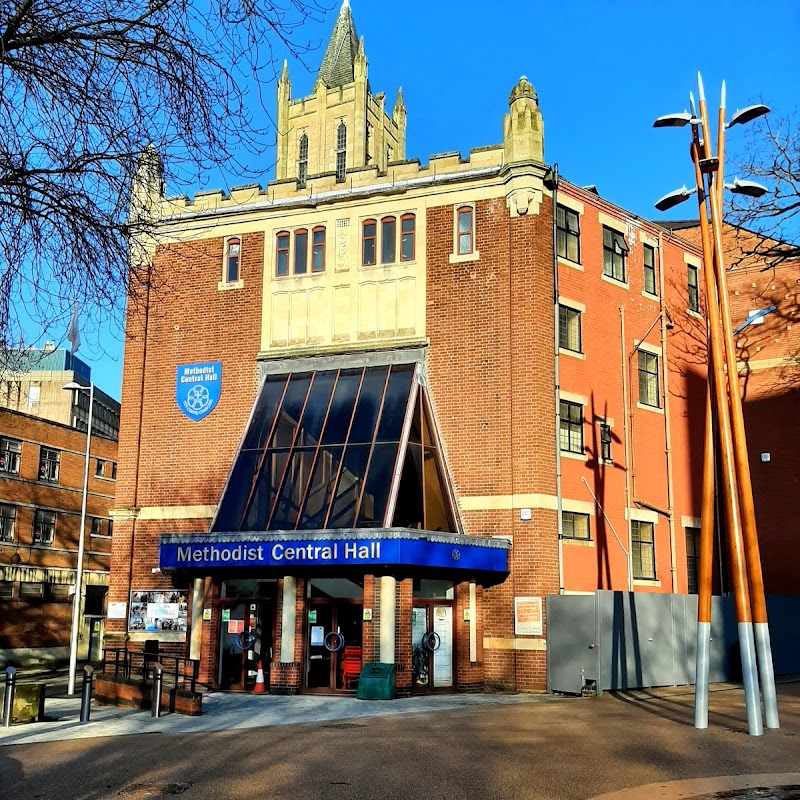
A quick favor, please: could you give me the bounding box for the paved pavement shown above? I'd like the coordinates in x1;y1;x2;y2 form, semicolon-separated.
1;681;798;800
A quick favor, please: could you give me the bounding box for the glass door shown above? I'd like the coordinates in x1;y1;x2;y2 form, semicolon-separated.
412;581;455;693
219;601;248;690
304;579;364;693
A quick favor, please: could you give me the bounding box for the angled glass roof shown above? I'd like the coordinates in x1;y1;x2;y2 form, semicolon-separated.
212;364;461;534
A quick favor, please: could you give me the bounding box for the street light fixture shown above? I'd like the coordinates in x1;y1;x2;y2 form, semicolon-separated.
62;380;94;696
653;111;700;128
725;177;768;198
727;104;770;129
654;185;697;211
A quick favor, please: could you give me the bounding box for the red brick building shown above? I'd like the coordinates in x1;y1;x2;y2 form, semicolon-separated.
661;221;800;597
0;407;117;665
106;3;787;696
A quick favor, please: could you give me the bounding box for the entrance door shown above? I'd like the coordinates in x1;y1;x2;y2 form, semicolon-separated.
412;601;454;692
304;579;363;693
218;601;272;690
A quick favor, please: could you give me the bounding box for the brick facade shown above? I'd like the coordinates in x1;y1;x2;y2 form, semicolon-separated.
0;408;117;663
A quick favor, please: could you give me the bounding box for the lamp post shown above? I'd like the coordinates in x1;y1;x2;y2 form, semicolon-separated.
63;380;94;696
653;75;778;736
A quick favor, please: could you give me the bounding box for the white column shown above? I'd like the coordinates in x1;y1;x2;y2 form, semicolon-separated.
189;578;205;661
280;577;297;663
469;582;477;663
379;576;396;663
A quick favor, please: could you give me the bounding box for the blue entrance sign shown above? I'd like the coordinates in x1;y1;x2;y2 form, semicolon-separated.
159;532;509;576
176;362;222;421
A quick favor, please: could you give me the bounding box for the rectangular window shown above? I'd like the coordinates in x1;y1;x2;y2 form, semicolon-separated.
686;527;700;594
95;458;106;477
38;447;60;483
0;581;13;600
600;422;612;463
562;511;590;540
90;517;103;536
638;350;660;408
48;584;70;602
559;400;584;454
556;205;580;263
603;226;628;282
0;437;21;475
32;509;56;545
19;582;45;600
0;504;15;543
558;305;582;352
108;519;114;538
294;229;308;275
84;584;107;616
298;133;309;188
335;122;347;183
225;237;241;283
401;214;415;261
457;207;474;255
688;264;700;312
276;232;290;277
632;520;656;580
312;227;326;273
110;462;117;480
381;217;396;264
643;244;657;295
362;220;377;266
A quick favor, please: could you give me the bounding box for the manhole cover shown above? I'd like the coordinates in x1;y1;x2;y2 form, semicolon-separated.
117;783;192;798
321;723;368;730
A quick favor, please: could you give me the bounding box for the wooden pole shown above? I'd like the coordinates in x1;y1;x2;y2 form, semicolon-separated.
691;75;762;735
707;82;779;729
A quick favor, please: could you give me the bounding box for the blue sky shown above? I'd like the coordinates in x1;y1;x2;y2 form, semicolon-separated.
71;0;800;399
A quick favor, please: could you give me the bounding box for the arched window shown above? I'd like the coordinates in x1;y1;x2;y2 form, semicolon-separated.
276;231;290;276
312;227;326;273
224;237;241;283
362;219;376;266
457;206;474;255
381;216;396;264
294;229;308;275
298;133;309;188
336;121;347;183
401;214;415;261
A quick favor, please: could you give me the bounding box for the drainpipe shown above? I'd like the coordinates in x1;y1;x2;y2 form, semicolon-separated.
619;307;633;591
550;165;565;594
658;232;678;593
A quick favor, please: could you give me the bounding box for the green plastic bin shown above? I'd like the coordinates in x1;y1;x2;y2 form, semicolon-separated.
356;663;397;700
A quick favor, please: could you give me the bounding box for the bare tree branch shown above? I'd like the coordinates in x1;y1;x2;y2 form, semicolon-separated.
0;0;329;364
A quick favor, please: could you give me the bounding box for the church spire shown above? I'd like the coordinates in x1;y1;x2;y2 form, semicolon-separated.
317;0;360;89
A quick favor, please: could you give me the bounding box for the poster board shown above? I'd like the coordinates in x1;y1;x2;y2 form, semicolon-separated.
514;596;543;636
129;589;188;632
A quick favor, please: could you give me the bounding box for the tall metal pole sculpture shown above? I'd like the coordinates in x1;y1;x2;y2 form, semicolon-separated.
653;75;778;735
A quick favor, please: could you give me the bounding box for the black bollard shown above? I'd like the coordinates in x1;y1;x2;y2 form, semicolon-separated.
80;665;94;723
151;662;163;719
2;667;16;728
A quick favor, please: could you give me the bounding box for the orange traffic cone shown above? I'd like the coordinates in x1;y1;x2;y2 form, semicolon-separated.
253;660;266;694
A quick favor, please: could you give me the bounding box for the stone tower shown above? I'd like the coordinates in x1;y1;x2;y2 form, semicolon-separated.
503;76;544;166
275;0;407;184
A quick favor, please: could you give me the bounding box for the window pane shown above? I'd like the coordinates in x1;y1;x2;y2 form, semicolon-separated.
328;445;371;528
375;366;414;441
458;233;471;255
312;228;325;272
363;222;376;266
276;234;289;276
392;442;423;529
298;446;343;529
348;368;386;444
381;218;396;264
319;370;361;445
567;234;579;263
356;443;398;528
458;209;472;233
401;216;415;261
294;230;308;274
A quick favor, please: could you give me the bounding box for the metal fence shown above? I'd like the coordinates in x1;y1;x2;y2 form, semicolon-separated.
547;590;799;695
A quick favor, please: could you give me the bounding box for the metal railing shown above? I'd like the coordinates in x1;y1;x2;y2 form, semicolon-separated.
102;648;200;694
